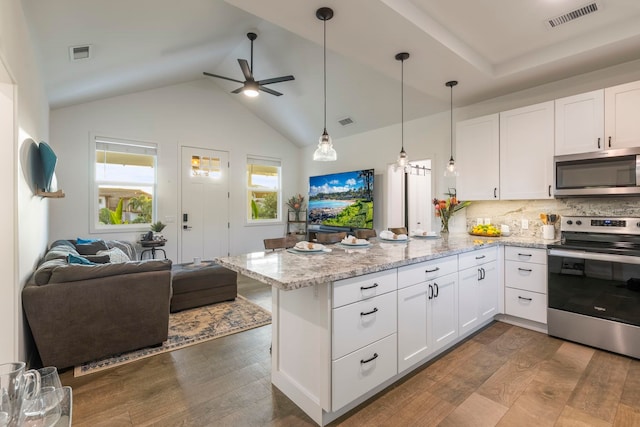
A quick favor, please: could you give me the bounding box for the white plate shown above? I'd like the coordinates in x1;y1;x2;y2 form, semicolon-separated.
341;240;370;246
412;234;440;239
292;244;325;252
379;237;410;243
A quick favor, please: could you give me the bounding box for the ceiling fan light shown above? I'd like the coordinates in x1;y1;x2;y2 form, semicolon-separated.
313;130;337;161
243;81;259;97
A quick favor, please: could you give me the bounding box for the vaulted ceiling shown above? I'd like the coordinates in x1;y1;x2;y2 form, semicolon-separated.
22;0;640;147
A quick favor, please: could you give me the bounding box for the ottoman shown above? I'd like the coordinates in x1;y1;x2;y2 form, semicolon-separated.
171;261;237;312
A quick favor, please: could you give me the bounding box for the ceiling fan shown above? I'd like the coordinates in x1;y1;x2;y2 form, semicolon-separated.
203;32;295;97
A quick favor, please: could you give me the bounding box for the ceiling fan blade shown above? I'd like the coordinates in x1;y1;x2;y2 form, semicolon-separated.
256;75;295;86
238;59;252;81
259;86;283;96
231;87;244;94
203;72;243;84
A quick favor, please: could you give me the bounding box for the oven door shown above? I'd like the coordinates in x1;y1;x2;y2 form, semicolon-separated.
548;249;640;327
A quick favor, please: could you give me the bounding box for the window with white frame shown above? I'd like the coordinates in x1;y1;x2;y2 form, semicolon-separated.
91;135;157;231
247;156;281;223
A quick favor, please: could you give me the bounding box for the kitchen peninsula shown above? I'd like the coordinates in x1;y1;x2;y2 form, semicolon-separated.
216;234;550;426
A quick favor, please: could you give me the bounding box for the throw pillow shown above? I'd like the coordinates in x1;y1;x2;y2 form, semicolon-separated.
75;240;109;255
32;259;67;285
76;237;98;244
84;254;111;264
67;254;95;265
96;247;130;263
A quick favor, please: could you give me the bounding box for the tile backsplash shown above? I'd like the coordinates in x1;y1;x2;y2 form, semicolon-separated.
463;197;640;238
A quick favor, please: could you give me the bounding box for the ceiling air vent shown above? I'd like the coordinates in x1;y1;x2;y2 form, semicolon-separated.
69;45;92;62
546;2;600;29
338;117;355;126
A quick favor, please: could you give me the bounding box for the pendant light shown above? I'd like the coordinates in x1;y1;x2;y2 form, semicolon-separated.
313;7;337;161
395;52;410;171
444;80;459;177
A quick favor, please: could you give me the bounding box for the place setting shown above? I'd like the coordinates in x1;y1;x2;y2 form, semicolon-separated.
287;241;332;255
410;229;441;239
336;235;372;250
378;230;410;243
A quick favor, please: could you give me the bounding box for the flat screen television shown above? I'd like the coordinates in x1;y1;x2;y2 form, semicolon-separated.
308;168;374;230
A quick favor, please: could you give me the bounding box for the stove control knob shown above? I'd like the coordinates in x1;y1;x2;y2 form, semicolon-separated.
576;220;582;226
566;220;573;225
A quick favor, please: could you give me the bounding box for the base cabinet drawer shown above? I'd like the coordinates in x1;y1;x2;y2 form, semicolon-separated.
333;291;397;359
332;333;397;411
505;287;547;324
333;270;397;308
504;260;547;293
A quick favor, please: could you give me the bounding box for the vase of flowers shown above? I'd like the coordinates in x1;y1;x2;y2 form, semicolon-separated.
433;189;470;233
286;194;306;221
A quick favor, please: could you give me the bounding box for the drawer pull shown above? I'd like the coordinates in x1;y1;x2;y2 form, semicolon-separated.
517;253;532;257
360;283;379;291
475;255;486;260
360;353;379;365
360;307;379;317
518;296;533;302
518;268;532;272
425;267;440;273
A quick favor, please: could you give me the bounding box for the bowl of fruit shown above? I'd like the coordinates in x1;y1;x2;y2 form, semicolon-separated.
469;224;502;237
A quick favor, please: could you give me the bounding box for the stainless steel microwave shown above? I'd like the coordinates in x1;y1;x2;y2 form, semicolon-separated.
554;147;640;197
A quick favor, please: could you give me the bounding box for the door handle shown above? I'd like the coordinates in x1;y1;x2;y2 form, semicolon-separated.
428;284;433;300
433;282;439;298
597;137;601;149
494;187;497;198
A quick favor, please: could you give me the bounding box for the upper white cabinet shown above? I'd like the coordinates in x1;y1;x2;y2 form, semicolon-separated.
456;113;500;201
605;80;640;149
555;89;605;155
500;101;555;200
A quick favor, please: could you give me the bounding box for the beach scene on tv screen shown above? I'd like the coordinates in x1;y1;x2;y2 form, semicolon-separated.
308;169;374;229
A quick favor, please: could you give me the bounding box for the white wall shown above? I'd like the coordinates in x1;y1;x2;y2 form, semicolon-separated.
50;79;300;257
0;0;50;363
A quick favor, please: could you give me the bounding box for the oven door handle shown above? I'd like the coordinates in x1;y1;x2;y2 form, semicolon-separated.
549;249;640;265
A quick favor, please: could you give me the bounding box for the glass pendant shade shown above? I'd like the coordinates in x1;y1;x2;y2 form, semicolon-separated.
313;129;337;161
444;157;458;176
397;148;408;168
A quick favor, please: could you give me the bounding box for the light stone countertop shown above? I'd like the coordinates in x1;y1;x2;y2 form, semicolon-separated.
215;233;558;291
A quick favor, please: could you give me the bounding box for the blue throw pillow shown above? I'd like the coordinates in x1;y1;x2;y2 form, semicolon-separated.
67;253;95;265
76;237;98;244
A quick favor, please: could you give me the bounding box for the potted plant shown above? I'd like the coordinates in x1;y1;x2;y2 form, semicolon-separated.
150;221;166;240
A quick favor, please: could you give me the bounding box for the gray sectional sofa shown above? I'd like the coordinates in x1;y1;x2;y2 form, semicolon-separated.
22;239;173;369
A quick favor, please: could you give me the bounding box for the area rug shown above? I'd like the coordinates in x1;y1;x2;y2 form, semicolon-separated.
74;295;271;377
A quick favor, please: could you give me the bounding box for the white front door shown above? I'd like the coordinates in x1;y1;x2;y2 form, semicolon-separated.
180;146;229;262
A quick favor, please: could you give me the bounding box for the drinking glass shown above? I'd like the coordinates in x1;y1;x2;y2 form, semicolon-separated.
0;362;41;427
36;368;63;403
19;387;61;427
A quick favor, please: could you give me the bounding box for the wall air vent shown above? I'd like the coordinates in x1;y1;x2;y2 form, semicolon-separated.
69;45;92;62
338;117;355;126
546;2;600;29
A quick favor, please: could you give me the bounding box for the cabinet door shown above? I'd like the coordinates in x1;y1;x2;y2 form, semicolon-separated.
430;272;458;352
397;282;430;373
456;114;500;200
458;267;479;335
478;260;498;322
555;90;604;155
500;101;554;200
605;80;640;149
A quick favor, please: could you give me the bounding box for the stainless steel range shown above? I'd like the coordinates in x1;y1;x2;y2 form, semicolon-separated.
547;216;640;359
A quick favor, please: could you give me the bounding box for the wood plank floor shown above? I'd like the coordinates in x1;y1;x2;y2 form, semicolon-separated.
60;276;640;426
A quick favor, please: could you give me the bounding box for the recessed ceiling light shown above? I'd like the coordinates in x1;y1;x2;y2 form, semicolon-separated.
69;45;92;62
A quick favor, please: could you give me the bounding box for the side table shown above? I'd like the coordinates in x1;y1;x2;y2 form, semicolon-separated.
140;239;167;260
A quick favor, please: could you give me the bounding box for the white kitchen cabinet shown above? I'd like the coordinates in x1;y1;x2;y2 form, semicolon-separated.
555;89;605;155
397;256;458;373
504;247;548;324
458;247;498;335
456;113;500;200
605;80;640;149
500;101;554;200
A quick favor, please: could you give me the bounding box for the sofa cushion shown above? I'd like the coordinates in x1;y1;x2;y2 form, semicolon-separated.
106;240;136;260
33;259;67;285
84;254;111;264
75;240;109;255
97;247;130;263
49;259;172;283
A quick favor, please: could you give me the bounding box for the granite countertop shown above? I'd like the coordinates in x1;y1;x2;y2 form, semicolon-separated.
215;233;557;291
